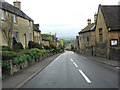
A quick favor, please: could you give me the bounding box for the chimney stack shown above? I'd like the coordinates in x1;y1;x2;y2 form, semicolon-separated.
13;0;21;9
87;19;91;25
94;13;97;23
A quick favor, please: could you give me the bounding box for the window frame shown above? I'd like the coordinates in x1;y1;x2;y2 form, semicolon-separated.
99;28;103;42
1;10;5;20
28;20;31;26
110;39;118;47
14;32;19;42
14;14;17;23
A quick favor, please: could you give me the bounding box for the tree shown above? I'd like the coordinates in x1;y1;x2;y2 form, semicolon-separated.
2;12;13;48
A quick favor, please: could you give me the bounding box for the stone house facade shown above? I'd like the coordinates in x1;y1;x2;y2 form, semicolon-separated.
0;1;34;48
78;15;96;55
41;34;50;46
94;5;120;60
34;24;42;44
78;5;120;60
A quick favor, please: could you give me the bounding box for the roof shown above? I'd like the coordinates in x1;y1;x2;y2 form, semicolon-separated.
0;1;33;21
79;23;95;34
100;5;120;30
41;34;50;41
34;24;41;32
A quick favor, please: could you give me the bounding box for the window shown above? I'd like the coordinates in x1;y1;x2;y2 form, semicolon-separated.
29;33;32;41
87;37;89;42
14;32;19;42
1;10;5;20
28;20;30;26
24;34;27;47
99;28;103;42
110;39;118;46
14;15;17;23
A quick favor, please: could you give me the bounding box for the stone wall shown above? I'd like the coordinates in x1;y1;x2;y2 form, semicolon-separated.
2;52;60;75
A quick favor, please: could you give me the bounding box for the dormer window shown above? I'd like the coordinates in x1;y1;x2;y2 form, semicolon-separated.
14;15;17;23
28;20;31;26
1;10;5;20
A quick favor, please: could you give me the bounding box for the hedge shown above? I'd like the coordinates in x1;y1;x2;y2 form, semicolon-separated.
2;51;17;60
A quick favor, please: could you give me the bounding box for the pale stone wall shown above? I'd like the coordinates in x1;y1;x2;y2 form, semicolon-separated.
34;31;42;44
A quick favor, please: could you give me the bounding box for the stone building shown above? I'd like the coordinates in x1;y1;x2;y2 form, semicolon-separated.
34;24;42;44
0;1;34;48
78;14;97;55
41;34;50;46
94;5;120;60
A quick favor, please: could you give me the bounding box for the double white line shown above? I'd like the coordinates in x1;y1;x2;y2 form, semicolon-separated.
71;59;91;84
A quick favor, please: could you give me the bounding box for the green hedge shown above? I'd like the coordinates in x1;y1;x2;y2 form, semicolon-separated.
2;51;17;60
2;46;12;51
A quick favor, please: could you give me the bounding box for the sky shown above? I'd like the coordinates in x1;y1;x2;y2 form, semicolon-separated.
5;0;119;39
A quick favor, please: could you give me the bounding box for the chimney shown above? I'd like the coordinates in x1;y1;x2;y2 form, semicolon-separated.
94;13;97;23
13;0;21;9
87;19;91;25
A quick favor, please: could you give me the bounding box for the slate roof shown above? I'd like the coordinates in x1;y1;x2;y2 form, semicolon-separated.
34;24;41;32
0;1;33;21
100;5;120;30
41;34;50;41
78;23;95;34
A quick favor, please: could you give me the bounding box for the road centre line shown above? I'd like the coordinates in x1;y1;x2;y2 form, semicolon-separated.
79;69;91;84
71;59;73;62
73;62;78;68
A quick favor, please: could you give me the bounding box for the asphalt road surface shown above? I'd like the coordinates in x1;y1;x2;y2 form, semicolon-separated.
22;51;119;88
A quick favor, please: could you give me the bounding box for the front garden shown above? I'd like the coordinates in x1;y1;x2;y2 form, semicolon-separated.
1;40;64;76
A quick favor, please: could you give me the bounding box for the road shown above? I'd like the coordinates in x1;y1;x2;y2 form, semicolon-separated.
22;51;119;88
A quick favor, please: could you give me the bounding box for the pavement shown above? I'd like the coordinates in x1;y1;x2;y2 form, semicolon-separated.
2;51;119;89
22;51;119;88
2;53;62;88
77;53;120;68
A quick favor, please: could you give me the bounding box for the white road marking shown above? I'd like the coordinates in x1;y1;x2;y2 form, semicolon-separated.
71;59;73;62
79;69;91;84
82;57;87;59
55;54;62;60
73;62;78;68
116;67;120;69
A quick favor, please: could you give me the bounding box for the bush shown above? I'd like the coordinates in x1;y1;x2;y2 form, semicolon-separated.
30;48;41;60
13;57;19;65
28;41;42;49
50;42;56;49
56;47;61;52
2;46;12;51
2;61;10;69
19;54;28;63
2;51;17;60
44;45;50;50
13;37;24;50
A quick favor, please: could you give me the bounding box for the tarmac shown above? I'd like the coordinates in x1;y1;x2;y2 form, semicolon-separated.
2;52;120;88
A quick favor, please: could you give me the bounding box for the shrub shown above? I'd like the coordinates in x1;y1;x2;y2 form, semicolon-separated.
28;41;42;49
30;48;41;60
50;42;57;49
56;47;61;52
2;61;10;69
13;37;24;50
2;46;12;51
44;45;50;50
13;57;19;65
19;54;28;63
2;51;17;60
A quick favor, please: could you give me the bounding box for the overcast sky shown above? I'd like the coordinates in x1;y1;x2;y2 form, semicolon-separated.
5;0;119;39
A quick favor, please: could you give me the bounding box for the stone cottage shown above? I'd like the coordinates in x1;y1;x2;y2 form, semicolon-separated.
0;1;34;48
34;24;42;44
78;14;97;55
95;5;120;60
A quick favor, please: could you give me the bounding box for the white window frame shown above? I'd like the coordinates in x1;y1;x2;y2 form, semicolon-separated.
28;20;30;26
1;10;5;20
14;32;19;42
29;33;32;41
14;15;17;23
